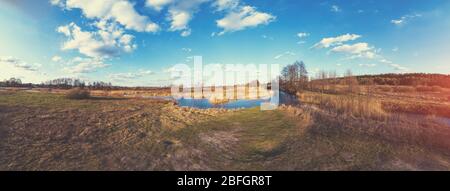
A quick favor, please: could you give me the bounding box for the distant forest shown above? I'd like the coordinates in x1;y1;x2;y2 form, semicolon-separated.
354;73;450;88
1;73;450;90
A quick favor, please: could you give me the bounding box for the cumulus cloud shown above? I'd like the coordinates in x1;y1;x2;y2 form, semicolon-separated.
216;6;275;35
52;0;159;33
212;0;239;11
49;0;64;7
51;56;63;62
0;56;41;72
331;43;372;54
332;43;379;60
52;0;274;37
331;43;378;59
146;0;173;11
57;22;137;58
165;0;208;37
63;57;110;74
312;33;361;48
391;13;422;26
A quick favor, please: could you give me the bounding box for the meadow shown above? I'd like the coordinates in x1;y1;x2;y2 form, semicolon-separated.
1;84;449;170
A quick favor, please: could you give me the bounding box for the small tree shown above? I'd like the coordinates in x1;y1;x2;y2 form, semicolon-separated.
280;61;309;94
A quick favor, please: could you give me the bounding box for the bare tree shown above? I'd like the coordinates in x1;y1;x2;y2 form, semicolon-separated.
344;69;359;93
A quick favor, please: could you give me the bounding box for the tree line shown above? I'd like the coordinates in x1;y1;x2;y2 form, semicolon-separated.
0;77;113;90
279;61;450;95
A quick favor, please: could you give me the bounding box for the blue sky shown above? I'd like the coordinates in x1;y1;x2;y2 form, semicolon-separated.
1;0;449;86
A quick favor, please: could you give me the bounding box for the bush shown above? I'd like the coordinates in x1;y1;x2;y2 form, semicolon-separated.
66;88;90;99
377;86;392;92
415;85;433;92
415;85;442;92
393;86;415;93
431;85;442;92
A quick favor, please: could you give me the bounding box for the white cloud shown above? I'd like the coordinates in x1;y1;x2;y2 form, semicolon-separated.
313;33;361;48
109;70;154;81
51;56;63;62
389;63;408;71
216;6;275;35
379;59;393;64
297;32;310;38
0;56;49;83
54;0;159;33
181;47;192;52
49;0;64;7
359;63;376;67
63;57;110;74
146;0;173;11
274;51;296;59
212;0;239;11
391;14;422;26
331;43;378;59
166;0;208;37
331;5;341;12
0;56;41;72
392;47;399;52
52;0;273;37
180;29;192;37
378;59;408;71
57;22;137;58
331;43;372;54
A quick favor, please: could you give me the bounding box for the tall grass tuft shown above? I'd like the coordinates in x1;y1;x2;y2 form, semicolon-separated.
301;92;386;119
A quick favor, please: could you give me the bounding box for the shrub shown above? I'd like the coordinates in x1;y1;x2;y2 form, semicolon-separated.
431;85;442;92
393;86;415;93
415;85;433;92
66;88;90;100
415;85;442;92
377;86;392;92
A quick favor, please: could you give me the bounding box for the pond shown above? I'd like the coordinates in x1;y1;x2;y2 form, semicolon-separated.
177;98;270;109
176;91;299;109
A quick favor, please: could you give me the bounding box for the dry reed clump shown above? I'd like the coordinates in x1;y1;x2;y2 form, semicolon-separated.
301;92;386;119
415;85;433;92
66;88;90;100
377;86;392;92
415;85;442;92
392;86;415;93
431;85;442;92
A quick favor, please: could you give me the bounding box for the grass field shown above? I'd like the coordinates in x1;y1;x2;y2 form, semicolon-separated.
1;90;450;170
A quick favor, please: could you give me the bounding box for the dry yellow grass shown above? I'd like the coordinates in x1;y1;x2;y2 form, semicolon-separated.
299;91;386;119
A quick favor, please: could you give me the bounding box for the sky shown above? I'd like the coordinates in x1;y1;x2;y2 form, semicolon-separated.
1;0;450;86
